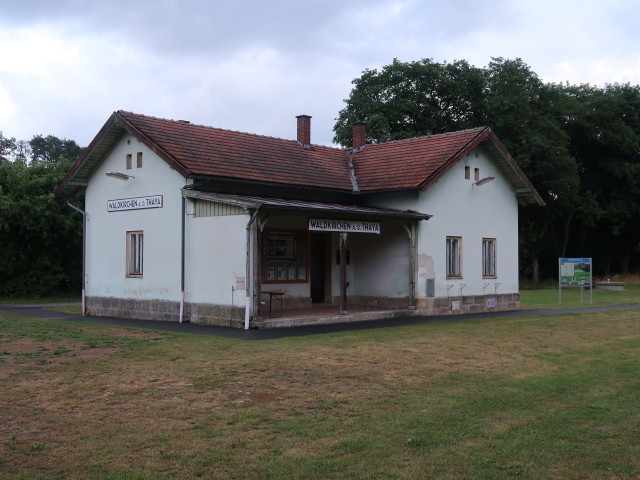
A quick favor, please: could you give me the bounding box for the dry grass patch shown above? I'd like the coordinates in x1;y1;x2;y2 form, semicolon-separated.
0;310;639;479
0;337;117;378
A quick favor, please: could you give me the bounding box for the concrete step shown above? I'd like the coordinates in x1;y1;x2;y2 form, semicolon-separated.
253;308;417;328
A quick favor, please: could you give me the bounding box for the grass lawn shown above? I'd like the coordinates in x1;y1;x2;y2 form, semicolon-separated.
0;296;81;305
520;281;640;310
1;307;639;479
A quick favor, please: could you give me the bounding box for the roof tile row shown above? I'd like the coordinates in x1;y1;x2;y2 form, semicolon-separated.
117;111;488;192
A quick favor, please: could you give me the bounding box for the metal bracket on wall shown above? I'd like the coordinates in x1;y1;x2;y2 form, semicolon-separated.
257;216;269;232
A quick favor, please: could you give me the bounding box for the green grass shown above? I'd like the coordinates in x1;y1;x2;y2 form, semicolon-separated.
520;280;640;310
0;309;638;479
0;295;81;305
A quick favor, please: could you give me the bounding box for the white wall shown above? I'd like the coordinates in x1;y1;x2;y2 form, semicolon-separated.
416;147;520;298
85;135;185;301
348;225;409;297
185;211;249;306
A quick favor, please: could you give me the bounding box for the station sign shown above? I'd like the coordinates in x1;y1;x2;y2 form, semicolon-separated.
309;218;380;234
107;195;163;212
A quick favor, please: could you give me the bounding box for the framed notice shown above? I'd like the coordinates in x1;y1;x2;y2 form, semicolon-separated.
266;265;275;281
263;230;309;283
267;234;295;259
277;264;287;281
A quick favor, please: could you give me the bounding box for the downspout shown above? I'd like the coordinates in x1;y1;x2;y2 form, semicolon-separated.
245;206;262;330
66;202;87;316
179;196;186;323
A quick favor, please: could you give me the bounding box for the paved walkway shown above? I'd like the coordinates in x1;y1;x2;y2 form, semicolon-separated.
1;303;639;341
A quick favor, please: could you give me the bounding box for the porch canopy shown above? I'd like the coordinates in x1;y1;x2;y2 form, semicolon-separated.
181;189;432;221
181;189;432;318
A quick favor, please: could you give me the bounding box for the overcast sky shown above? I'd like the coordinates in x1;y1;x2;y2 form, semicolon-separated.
1;0;639;148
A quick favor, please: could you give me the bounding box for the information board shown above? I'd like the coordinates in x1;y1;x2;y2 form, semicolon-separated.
558;257;592;303
559;258;592;285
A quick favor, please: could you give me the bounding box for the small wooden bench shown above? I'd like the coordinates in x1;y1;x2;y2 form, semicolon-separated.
261;290;285;318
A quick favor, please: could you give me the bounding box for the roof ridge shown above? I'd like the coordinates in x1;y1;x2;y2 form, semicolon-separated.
362;126;488;147
117;110;342;150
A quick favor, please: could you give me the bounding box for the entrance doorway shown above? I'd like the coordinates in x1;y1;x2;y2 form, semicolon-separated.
310;233;328;303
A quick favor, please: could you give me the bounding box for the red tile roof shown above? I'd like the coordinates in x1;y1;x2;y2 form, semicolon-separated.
118;111;354;191
56;110;543;205
351;127;488;191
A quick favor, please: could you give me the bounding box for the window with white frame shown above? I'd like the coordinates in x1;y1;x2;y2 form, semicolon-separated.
446;236;461;277
482;238;496;277
127;231;143;277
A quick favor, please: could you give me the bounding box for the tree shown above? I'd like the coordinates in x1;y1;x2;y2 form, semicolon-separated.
0;134;83;296
484;59;581;282
334;57;584;282
0;131;16;162
333;58;486;145
565;83;640;274
30;134;83;164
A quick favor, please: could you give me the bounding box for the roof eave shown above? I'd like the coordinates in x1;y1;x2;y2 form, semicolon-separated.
54;111;193;199
114;111;191;179
182;189;432;221
483;131;546;207
54;112;122;198
416;128;545;207
418;127;491;191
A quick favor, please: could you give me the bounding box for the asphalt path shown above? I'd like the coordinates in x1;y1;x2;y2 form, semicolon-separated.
1;303;639;340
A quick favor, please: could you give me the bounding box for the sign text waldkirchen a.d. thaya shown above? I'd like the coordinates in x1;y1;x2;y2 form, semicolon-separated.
309;219;380;234
107;195;163;212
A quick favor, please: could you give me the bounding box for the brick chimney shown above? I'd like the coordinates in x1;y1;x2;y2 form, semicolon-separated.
352;122;366;151
296;115;312;146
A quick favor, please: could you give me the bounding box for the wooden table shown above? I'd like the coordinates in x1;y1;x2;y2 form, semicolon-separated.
261;290;284;318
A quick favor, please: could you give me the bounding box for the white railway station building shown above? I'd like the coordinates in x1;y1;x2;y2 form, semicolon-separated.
56;111;543;328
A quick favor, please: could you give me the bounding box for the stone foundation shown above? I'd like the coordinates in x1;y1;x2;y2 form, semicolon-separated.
86;296;183;322
86;296;246;328
414;293;520;315
188;302;245;328
87;292;520;329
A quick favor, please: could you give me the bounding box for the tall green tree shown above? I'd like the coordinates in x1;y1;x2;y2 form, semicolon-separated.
30;134;83;165
565;83;640;274
484;59;582;281
0;135;83;296
334;57;584;282
334;58;486;145
0;131;16;162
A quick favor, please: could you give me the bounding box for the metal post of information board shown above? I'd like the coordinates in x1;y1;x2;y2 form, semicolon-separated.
558;258;562;303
